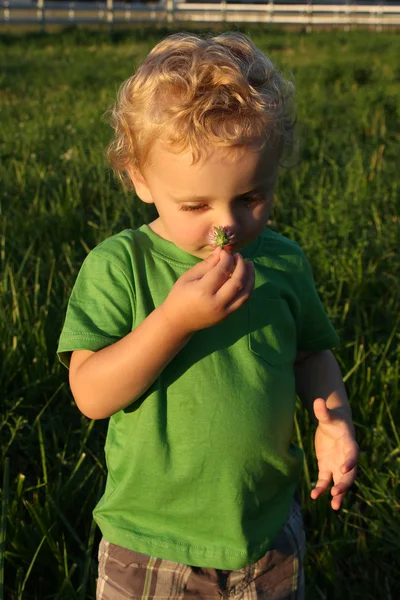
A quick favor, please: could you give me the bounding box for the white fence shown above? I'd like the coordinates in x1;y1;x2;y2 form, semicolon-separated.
1;0;400;28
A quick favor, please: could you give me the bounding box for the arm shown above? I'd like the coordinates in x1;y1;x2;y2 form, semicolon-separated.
70;305;192;420
294;349;359;510
294;349;353;426
70;249;254;420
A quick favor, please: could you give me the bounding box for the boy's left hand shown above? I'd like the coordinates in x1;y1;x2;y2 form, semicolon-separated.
312;398;359;510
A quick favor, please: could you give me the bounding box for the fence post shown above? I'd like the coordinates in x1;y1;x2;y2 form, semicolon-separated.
267;0;274;25
306;0;313;33
376;0;383;32
68;1;75;23
4;0;10;23
344;0;351;31
221;0;226;24
37;0;45;33
107;0;113;31
166;0;174;24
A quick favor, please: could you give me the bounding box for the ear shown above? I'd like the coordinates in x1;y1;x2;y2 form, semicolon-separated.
127;166;154;205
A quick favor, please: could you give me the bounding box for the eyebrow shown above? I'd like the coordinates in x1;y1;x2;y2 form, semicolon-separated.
171;187;266;203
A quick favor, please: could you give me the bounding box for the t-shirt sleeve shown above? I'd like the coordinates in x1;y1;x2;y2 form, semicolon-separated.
296;251;339;352
57;249;135;369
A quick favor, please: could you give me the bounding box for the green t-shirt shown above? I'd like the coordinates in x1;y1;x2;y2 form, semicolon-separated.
57;225;339;570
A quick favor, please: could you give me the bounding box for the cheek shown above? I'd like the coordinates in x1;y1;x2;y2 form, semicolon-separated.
254;201;271;222
245;205;270;236
171;215;208;243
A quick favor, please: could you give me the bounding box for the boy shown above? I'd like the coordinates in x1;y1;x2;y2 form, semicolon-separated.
58;31;358;599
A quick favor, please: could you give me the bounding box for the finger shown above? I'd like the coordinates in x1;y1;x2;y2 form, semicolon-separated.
313;398;332;424
201;250;236;293
331;465;357;496
184;247;222;281
220;257;255;311
226;262;255;312
340;444;359;474
331;492;345;511
216;253;246;301
310;469;332;499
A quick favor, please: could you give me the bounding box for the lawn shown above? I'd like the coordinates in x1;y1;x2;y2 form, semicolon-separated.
0;25;399;599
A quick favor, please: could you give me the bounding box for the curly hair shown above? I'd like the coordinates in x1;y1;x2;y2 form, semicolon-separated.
105;31;296;190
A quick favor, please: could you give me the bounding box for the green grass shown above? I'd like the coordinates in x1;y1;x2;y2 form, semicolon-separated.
0;25;399;599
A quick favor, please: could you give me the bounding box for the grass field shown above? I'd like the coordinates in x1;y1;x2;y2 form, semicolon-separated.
0;25;399;600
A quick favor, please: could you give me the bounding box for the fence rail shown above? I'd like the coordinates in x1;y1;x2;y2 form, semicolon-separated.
1;0;399;28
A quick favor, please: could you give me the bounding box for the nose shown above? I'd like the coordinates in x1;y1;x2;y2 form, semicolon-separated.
216;207;240;235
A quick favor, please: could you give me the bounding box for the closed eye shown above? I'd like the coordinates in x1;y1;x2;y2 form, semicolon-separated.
244;194;265;206
179;204;208;212
179;195;266;212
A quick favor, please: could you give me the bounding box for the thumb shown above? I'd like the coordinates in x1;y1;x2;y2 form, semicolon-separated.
185;247;221;280
313;398;332;424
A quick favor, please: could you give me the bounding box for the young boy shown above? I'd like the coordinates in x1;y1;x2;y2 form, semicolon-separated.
58;31;358;599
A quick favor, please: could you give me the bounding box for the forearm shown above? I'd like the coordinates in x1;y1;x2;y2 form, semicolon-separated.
70;304;191;420
294;350;353;427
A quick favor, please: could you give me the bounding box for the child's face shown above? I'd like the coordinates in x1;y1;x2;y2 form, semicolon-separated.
130;140;280;259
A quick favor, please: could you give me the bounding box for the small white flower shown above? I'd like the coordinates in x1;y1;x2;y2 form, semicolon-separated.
60;148;75;161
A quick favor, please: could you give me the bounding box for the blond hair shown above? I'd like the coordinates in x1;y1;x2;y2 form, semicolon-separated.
105;31;296;190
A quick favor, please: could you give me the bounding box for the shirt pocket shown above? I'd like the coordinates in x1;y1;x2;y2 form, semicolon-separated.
248;297;297;367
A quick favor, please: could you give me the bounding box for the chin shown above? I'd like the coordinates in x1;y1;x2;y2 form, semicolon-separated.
187;247;208;259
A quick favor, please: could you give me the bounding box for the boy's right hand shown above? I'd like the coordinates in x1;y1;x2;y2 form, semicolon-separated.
161;247;255;334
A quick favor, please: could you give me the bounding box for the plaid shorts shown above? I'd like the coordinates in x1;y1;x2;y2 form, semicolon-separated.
96;499;305;599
